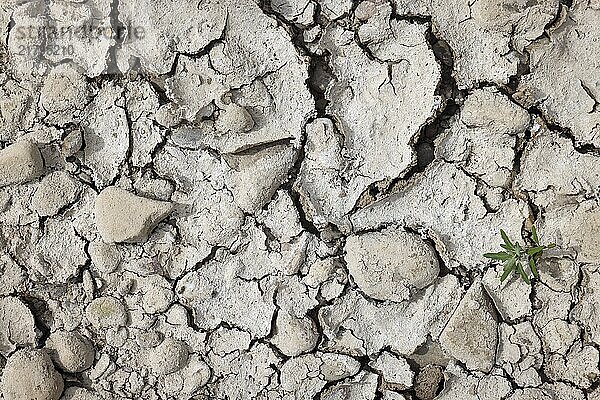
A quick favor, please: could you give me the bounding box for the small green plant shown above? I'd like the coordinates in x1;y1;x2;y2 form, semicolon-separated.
484;226;556;284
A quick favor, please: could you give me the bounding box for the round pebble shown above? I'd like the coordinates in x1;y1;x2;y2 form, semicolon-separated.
46;330;95;373
1;349;64;400
147;338;189;375
85;296;127;328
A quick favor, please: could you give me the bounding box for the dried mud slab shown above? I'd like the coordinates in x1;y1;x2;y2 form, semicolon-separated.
515;0;600;146
0;0;599;399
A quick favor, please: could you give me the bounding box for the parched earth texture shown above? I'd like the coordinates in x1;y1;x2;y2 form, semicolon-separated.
0;0;600;399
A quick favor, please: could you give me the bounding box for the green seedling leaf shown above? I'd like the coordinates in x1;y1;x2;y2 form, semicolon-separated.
500;258;516;282
484;226;556;284
515;242;523;255
531;225;539;245
529;257;539;279
500;229;514;250
516;262;530;284
527;246;545;256
484;252;511;261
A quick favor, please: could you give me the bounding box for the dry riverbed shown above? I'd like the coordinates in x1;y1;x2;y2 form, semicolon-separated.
0;0;599;399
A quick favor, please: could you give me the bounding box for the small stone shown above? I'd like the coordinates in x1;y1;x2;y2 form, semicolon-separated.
31;171;81;217
415;365;444;400
40;63;89;120
345;227;439;302
482;263;531;320
1;349;64;400
382;391;407;400
165;304;189;325
88;241;121;273
214;103;255;134
147;338;189;375
94;186;173;243
319;353;362;381
136;330;163;349
61;129;83;158
45;330;95;373
85;296;127;329
271;311;319;357
370;350;414;388
141;275;174;314
439;282;498;372
0;296;38;356
270;0;315;25
0;141;44;187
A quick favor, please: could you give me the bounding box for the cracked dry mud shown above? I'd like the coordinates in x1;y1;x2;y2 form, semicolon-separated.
0;0;599;399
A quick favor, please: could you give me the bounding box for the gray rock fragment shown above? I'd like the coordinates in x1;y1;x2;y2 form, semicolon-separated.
46;330;95;373
345;227;439;302
32;171;81;217
414;365;444;400
147;338;189;375
270;0;316;25
0;141;43;187
482;264;531;320
85;296;127;329
94;187;173;243
439;282;498;372
370;350;414;389
88;241;121;273
139;275;174;315
271;311;319;357
1;348;64;400
0;296;38;356
40;63;89;126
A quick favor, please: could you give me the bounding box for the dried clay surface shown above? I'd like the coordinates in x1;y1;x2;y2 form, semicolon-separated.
0;0;599;399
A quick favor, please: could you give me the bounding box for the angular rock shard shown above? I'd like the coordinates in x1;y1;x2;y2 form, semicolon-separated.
439;282;498;372
0;296;38;355
94;187;173;243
